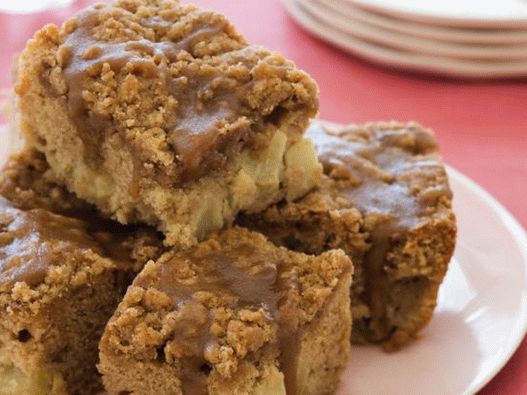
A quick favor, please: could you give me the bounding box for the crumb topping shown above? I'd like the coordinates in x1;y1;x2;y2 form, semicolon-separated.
33;0;318;186
0;196;161;313
242;121;455;347
307;121;453;226
0;197;111;308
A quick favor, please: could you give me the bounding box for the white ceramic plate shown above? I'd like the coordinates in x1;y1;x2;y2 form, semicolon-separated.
348;0;527;28
302;0;527;60
317;0;527;45
310;0;527;55
284;0;527;79
2;124;527;395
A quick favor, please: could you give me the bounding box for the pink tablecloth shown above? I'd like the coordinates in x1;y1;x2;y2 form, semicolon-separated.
0;1;526;393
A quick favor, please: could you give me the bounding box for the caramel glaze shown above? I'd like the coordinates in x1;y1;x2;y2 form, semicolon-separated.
308;124;451;339
0;196;137;287
58;4;255;185
135;243;303;395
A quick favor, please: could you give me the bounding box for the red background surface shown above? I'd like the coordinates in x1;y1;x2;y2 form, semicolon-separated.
0;1;526;393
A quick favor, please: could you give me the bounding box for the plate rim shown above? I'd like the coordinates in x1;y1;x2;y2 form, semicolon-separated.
284;0;527;79
445;166;527;394
315;0;527;45
297;0;527;61
302;0;527;59
347;0;527;28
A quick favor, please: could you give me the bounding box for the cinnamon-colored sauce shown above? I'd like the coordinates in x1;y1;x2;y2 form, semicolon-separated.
0;196;135;286
58;4;252;184
135;242;302;395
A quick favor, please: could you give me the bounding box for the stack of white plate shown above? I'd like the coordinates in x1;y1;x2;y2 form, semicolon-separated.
283;0;527;78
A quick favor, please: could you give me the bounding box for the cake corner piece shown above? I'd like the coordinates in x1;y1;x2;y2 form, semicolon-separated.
0;151;163;395
241;120;457;350
15;0;321;247
98;227;352;395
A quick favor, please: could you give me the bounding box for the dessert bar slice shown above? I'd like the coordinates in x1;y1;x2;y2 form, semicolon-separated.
15;0;321;247
0;152;162;395
0;148;93;216
99;227;352;395
241;121;457;350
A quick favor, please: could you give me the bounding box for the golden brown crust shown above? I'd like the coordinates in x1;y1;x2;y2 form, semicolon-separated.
241;121;457;349
99;227;351;394
0;196;160;307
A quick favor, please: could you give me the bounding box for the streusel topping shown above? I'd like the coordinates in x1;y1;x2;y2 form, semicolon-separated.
0;196;161;311
35;0;317;185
